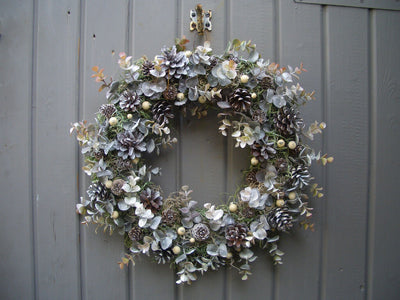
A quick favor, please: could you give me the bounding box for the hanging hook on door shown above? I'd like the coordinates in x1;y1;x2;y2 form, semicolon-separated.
189;4;212;35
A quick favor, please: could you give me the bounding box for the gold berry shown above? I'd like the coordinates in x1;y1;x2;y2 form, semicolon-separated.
327;156;334;163
127;114;133;119
111;211;119;219
198;95;207;104
277;139;285;148
226;252;233;259
190;238;196;243
251;92;257;99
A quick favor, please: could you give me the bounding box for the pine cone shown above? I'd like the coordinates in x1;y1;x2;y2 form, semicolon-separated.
191;223;210;241
252;109;267;124
93;150;104;160
240;205;256;219
228;55;240;64
162;209;179;225
119;91;141;112
154;249;174;264
260;76;275;90
289;165;311;190
273;107;304;137
111;179;125;196
225;224;248;248
250;141;276;162
163;85;178;101
209;56;218;68
152;101;174;126
246;170;258;186
275;158;288;174
110;157;132;172
115;130;147;160
99;104;116;119
229;88;252;112
158;45;189;79
142;60;154;76
267;208;293;231
128;226;142;241
140;188;163;213
87;182;109;202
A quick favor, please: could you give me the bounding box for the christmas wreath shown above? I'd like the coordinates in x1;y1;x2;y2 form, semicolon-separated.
71;38;332;284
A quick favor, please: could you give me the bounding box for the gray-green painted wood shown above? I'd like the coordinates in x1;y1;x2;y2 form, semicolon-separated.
1;1;399;299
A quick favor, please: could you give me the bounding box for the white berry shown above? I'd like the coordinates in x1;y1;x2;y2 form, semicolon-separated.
251;157;259;166
276;199;285;207
172;246;181;255
177;227;186;236
229;203;238;213
142;101;151;110
105;180;113;188
177;93;185;101
127;114;133;119
288;141;297;150
251;93;257;99
277;139;285;148
240;74;249;83
109;117;118;126
288;192;297;200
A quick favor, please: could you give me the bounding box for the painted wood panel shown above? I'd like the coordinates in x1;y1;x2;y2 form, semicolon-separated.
324;6;369;299
0;1;35;299
79;1;130;299
1;1;400;300
34;1;81;299
277;2;324;299
370;9;400;300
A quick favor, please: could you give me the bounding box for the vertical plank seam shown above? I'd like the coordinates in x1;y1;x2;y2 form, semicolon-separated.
77;0;87;299
273;0;280;62
318;5;329;300
30;0;39;298
272;1;280;299
126;2;133;299
176;1;183;299
366;8;377;300
224;1;231;300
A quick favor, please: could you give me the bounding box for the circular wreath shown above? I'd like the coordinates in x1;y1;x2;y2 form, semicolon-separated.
71;38;332;284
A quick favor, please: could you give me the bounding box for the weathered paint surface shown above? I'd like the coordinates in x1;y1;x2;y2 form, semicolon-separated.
0;1;399;299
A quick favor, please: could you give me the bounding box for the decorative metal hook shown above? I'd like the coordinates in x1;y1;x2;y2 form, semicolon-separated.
189;4;212;35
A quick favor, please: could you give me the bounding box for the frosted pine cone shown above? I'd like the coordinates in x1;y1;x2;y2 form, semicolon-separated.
191;223;210;241
273;106;304;137
152;101;174;126
99;104;116;119
128;226;142;241
267;208;293;231
225;224;248;248
119;91;141;112
140;188;163;213
229;88;252;112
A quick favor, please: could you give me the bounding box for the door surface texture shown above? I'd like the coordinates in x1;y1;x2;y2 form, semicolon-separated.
1;0;399;299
